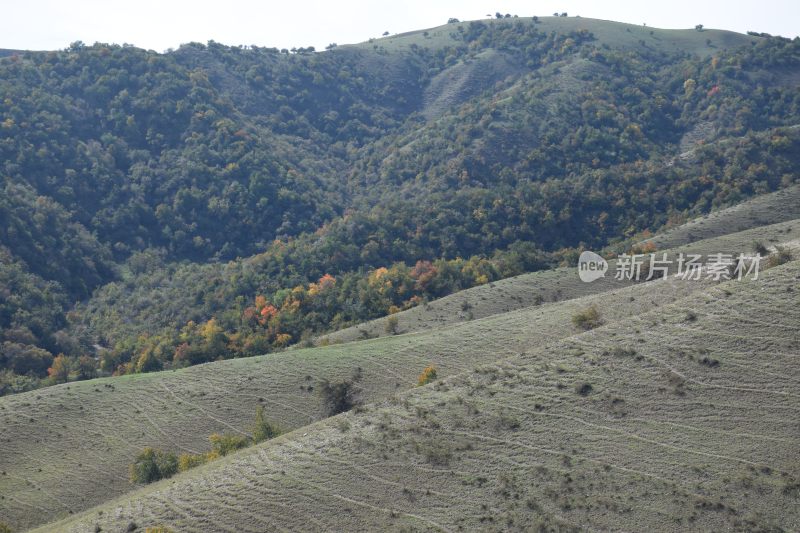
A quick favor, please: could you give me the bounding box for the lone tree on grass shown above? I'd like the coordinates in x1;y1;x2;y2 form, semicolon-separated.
130;447;178;484
418;365;438;386
385;315;400;335
318;368;362;416
252;405;281;443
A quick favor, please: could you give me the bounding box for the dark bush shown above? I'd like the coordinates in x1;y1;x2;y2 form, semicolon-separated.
766;246;793;268
318;368;362;416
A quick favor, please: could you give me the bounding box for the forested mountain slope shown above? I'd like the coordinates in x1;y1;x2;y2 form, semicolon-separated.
1;17;799;394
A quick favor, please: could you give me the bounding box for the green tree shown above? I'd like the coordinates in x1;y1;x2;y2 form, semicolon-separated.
0;342;53;377
76;355;97;380
252;405;281;443
47;354;71;384
129;448;178;484
208;433;250;457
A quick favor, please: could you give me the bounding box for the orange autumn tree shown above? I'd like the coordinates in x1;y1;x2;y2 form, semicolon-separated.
410;260;438;291
47;354;71;384
309;273;336;294
418;365;438;386
243;295;279;327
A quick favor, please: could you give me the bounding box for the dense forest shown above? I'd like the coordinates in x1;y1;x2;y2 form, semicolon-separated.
1;18;799;393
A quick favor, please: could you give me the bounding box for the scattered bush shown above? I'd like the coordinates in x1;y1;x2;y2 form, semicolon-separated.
318;368;363;416
571;305;604;330
418;440;453;465
783;481;800;497
129;447;178;484
498;412;521;430
753;241;770;256
0;521;12;533
171;406;277;474
385;315;400;335
609;346;638;359
145;528;174;533
576;382;593;396
699;356;720;368
766;246;793;269
177;452;208;472
418;365;438;386
252;405;281;443
208;433;250;458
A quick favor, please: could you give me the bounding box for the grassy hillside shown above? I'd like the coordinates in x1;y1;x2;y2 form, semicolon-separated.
324;185;800;343
358;16;759;57
2;218;797;531
646;183;800;249
2;16;799;532
37;256;800;532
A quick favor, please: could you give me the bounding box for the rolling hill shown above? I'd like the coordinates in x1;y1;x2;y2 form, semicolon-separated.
33;248;800;532
2;211;798;531
1;15;799;532
323;184;800;344
354;16;759;58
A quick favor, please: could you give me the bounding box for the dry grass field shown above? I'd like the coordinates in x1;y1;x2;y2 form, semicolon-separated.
1;213;797;531
36;253;800;532
352;16;759;58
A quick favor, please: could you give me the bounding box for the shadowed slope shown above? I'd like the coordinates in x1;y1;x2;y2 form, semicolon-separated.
646;184;800;250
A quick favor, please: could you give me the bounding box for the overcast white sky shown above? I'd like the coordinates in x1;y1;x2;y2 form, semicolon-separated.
1;0;797;52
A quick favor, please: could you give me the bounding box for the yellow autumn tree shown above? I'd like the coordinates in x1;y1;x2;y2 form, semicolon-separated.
418;365;438;386
47;354;71;384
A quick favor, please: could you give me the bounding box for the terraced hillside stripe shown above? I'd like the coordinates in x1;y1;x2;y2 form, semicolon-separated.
2;220;797;530
40;260;800;532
